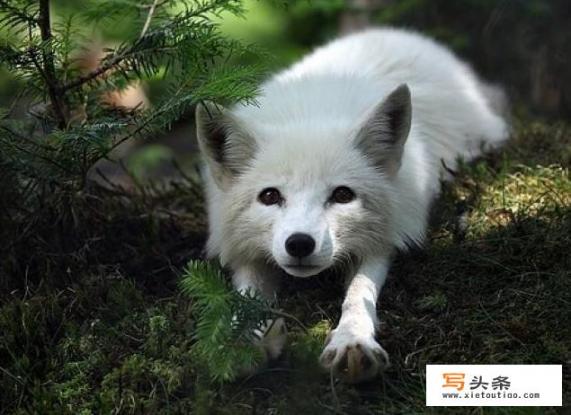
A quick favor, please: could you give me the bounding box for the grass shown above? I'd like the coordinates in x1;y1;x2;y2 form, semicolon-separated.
0;118;569;414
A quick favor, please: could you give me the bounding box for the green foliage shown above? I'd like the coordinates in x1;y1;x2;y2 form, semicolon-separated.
0;0;262;199
180;260;275;382
0;0;260;293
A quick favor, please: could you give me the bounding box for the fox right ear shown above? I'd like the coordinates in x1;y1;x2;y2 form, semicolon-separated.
195;102;257;187
356;84;412;174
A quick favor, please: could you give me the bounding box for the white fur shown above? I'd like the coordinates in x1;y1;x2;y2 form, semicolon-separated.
196;28;509;382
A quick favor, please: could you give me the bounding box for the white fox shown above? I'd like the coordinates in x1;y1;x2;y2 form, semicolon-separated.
195;28;509;383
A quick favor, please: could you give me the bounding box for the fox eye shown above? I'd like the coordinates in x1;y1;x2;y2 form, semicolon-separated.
258;188;282;205
331;186;356;204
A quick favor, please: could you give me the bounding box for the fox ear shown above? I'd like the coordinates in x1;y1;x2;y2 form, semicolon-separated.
356;84;412;174
195;102;257;187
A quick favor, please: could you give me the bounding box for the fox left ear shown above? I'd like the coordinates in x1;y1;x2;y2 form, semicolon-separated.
356;84;412;174
195;101;257;188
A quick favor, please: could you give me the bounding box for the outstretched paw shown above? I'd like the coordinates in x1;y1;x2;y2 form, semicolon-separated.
319;327;389;383
255;317;287;360
238;318;287;376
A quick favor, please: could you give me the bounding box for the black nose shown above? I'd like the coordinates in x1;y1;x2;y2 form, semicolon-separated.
285;233;316;258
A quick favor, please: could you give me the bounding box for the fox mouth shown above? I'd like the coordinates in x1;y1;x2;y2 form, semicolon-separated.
285;264;321;270
282;263;324;277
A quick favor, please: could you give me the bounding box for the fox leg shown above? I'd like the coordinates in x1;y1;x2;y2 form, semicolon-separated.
319;257;390;383
232;264;287;363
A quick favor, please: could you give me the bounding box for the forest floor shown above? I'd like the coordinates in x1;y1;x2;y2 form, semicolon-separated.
1;118;569;414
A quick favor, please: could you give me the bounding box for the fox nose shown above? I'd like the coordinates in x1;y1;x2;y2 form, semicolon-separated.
285;233;316;258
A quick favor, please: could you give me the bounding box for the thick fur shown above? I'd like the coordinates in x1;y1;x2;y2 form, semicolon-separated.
196;28;509;382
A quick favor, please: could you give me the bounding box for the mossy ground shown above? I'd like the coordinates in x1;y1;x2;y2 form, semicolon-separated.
1;119;569;414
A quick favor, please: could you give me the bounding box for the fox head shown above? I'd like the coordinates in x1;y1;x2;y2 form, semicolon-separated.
196;84;412;277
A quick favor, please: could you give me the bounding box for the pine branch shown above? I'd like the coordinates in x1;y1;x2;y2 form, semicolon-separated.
1;0;263;223
58;0;246;93
38;0;66;128
58;51;126;93
180;260;274;382
0;0;38;29
139;0;160;40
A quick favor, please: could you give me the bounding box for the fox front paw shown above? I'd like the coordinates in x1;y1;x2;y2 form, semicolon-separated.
255;317;287;360
319;327;389;383
238;318;287;376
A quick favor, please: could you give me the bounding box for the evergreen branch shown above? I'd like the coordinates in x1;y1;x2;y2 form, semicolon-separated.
139;0;160;40
58;51;126;92
0;124;55;152
56;27;168;92
38;0;66;128
58;0;246;93
0;0;265;278
102;104;174;157
180;260;275;382
0;132;72;174
0;0;38;29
